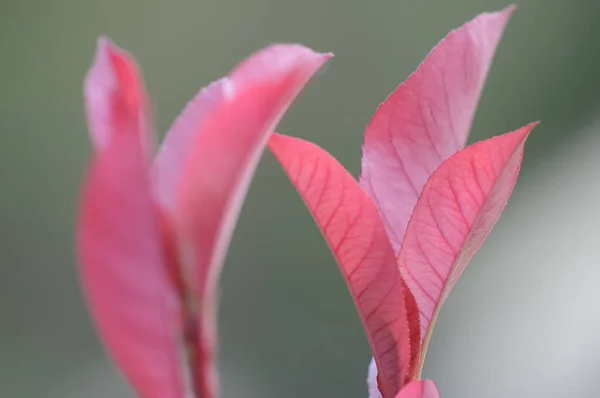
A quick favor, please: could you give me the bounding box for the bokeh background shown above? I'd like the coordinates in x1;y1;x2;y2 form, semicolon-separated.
1;0;599;397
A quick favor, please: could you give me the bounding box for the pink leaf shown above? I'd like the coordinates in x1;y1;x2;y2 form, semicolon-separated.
369;364;439;398
152;45;332;212
151;78;231;209
174;46;331;397
269;134;413;398
398;122;538;351
78;39;186;398
360;6;515;253
395;381;440;398
83;37;151;153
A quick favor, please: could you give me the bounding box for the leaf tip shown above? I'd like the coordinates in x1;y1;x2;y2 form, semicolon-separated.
486;3;517;22
503;3;518;15
84;35;148;152
514;120;540;142
96;35;114;52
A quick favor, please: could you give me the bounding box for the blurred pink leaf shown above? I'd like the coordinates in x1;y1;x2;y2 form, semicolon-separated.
174;45;332;397
78;39;186;398
151;78;231;210
368;362;440;398
360;6;514;254
399;122;537;356
79;38;331;398
268;133;414;397
395;380;440;398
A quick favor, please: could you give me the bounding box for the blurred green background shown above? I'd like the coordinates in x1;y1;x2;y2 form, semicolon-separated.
1;0;599;397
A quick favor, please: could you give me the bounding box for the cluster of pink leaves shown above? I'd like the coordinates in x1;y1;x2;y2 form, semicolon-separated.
77;5;535;398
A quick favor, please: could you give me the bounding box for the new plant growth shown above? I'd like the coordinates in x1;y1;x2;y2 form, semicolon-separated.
76;5;534;398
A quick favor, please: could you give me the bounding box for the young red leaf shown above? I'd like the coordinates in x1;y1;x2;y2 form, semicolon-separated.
151;78;231;210
78;40;186;398
395;381;440;398
173;46;332;397
152;44;331;211
269;133;412;398
398;122;538;362
83;37;151;153
360;6;514;253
